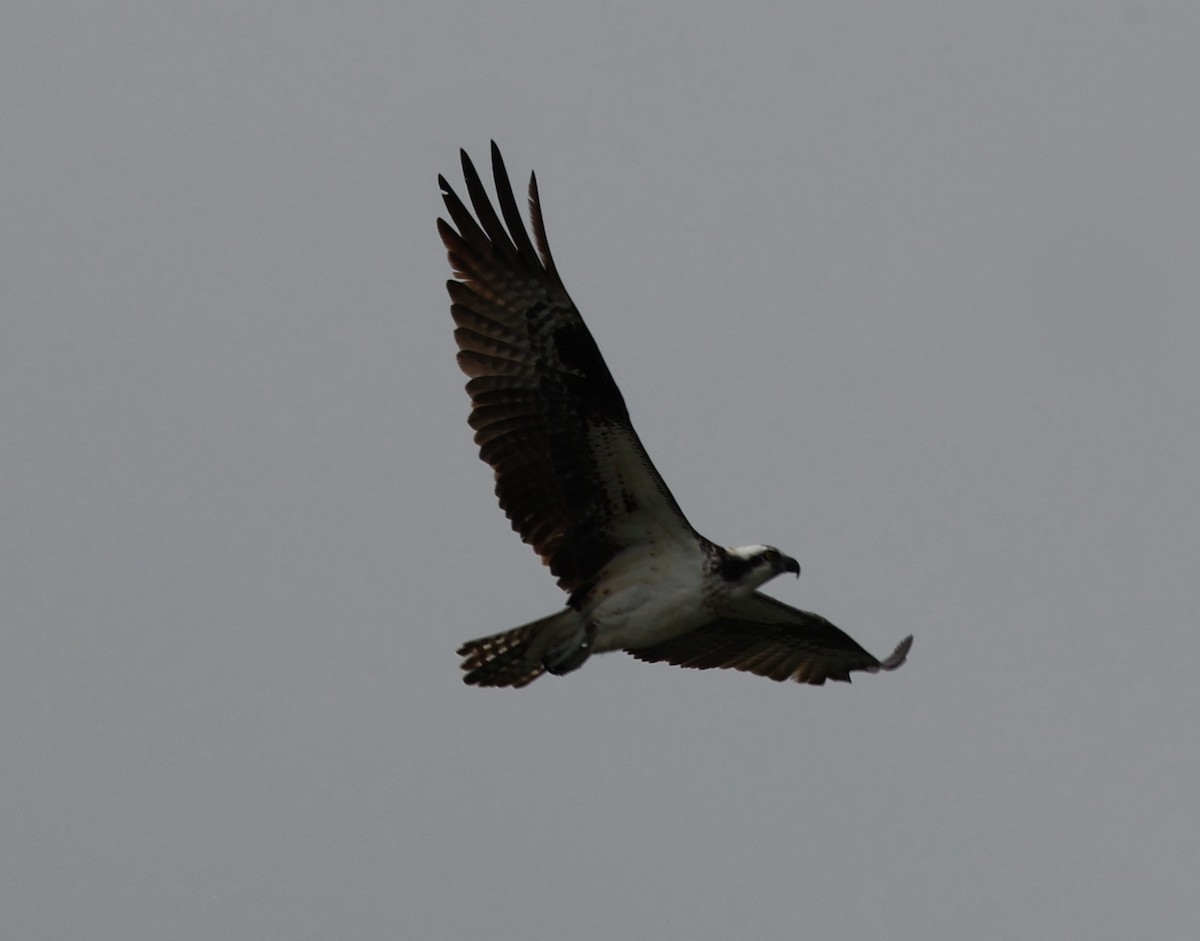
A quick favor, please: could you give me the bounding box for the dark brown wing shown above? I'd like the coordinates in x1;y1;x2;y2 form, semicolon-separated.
628;591;913;684
438;143;698;594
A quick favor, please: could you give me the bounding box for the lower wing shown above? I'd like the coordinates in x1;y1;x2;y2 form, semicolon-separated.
627;591;913;685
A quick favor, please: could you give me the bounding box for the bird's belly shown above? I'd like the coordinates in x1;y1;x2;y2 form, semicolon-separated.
585;555;714;651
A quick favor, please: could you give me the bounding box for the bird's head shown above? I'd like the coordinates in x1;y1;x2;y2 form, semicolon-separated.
718;544;800;591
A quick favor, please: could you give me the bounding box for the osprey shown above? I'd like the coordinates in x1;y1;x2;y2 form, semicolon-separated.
439;143;913;688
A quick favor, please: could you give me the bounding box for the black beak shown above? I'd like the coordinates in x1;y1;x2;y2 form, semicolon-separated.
779;555;801;578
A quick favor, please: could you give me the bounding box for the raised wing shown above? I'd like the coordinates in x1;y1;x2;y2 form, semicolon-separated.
438;143;698;593
628;592;913;684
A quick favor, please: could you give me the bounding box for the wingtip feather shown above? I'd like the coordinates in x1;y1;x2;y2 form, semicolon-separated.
879;635;914;671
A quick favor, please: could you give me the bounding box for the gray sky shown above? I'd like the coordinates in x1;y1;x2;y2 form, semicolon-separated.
4;2;1198;938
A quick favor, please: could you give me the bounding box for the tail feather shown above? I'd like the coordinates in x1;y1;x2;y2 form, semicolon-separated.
457;610;575;688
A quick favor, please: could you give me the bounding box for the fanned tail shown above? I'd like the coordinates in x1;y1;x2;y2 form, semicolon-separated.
457;610;577;688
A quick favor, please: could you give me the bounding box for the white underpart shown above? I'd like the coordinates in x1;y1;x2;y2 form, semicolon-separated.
585;541;715;652
572;429;784;654
584;543;787;654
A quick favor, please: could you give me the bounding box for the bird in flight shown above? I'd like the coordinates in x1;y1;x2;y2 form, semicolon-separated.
438;143;913;688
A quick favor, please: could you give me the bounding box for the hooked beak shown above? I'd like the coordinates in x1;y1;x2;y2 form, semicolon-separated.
779;554;801;578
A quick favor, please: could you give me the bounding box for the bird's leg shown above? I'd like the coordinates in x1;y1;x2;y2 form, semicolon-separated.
543;622;597;676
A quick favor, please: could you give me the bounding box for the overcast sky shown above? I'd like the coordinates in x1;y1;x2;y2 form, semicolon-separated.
4;2;1198;939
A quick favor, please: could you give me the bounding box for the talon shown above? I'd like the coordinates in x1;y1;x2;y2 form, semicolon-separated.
544;623;596;676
